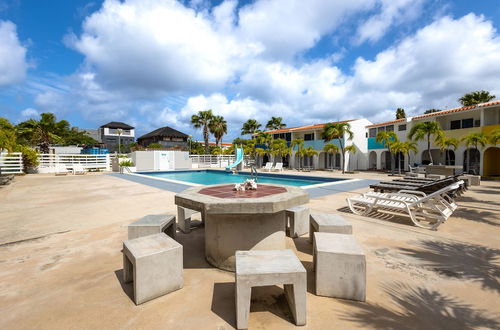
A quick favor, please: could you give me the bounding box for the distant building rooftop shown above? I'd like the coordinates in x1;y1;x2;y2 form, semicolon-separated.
100;122;134;129
138;126;189;140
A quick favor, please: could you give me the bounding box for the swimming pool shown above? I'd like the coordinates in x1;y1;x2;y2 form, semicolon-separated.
139;170;346;187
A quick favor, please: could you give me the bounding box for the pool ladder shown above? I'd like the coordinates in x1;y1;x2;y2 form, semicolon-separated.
250;165;258;182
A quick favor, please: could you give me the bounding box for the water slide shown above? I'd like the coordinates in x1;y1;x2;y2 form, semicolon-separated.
226;147;244;171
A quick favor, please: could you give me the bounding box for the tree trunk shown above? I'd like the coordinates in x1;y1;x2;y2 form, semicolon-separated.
427;134;433;164
467;147;470;174
204;126;209;154
390;149;395;175
407;152;411;172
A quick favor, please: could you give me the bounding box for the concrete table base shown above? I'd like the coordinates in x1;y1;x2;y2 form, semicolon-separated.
176;206;201;234
286;205;310;238
205;211;286;271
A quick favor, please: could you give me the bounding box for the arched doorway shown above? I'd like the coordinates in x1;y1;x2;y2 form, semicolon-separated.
444;150;456;165
463;149;481;175
395;152;404;172
421;149;442;165
369;151;377;170
381;151;391;170
483;147;500;177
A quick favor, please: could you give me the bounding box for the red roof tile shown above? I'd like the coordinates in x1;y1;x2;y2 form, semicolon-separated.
412;100;500;120
366;119;405;128
265;119;355;134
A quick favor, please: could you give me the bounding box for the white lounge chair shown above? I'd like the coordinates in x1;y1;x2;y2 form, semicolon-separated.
55;164;70;176
262;162;273;172
346;182;462;230
272;162;284;172
73;164;86;175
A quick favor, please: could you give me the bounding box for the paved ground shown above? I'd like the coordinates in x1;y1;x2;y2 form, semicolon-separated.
0;171;499;329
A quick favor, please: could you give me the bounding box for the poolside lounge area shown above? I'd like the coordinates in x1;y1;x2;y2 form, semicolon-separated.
0;172;499;329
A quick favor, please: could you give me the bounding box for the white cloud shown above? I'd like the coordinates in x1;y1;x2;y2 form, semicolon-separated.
21;108;39;119
0;20;28;87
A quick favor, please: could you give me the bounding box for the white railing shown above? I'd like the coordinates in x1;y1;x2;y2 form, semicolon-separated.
189;155;236;168
0;153;23;174
37;154;111;173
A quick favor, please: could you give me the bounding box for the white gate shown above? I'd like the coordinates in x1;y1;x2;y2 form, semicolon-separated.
0;153;23;174
38;154;111;173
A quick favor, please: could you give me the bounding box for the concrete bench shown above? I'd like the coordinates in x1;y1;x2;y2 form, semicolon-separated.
128;214;176;240
235;250;306;329
285;205;309;238
123;233;183;305
176;206;200;234
313;232;366;301
309;213;352;243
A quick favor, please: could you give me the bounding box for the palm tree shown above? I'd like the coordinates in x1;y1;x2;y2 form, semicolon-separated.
209;115;227;147
321;122;354;174
401;141;418;171
241;119;261;136
395;108;406;119
376;130;398;174
0;117;17;152
459;90;496;106
345;145;357;171
408;121;443;164
388;141;406;175
291;139;305;170
489;129;500;146
302;147;318;169
462;132;489;174
270;139;290;163
191;109;214;154
16;113;67;153
265;117;286;130
435;136;459;165
323;143;339;170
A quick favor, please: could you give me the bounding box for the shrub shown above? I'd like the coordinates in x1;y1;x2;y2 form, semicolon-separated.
14;145;39;173
119;160;134;167
147;143;163;149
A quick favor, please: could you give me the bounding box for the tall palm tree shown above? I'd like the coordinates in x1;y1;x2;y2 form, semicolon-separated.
408;121;443;165
321;122;354;174
291;138;305;170
388;141;406;175
459;90;496;106
265;117;286;130
270;139;289;163
395;108;406;119
191;109;214;154
255;131;272;147
401;141;418;171
241;119;261;136
323;143;339;169
435;136;459;165
376;130;398;174
462;132;489;174
345;145;357;171
302;147;318;169
209;115;227;147
16;113;67;153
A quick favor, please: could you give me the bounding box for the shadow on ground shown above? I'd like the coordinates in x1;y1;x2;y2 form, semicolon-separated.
211;282;295;327
339;282;499;330
398;240;500;292
114;269;135;304
337;206;413;227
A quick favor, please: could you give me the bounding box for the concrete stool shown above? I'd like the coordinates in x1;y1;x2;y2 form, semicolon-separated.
286;205;310;238
235;250;306;329
123;233;183;305
176;206;200;234
313;232;366;301
128;214;176;240
309;213;352;243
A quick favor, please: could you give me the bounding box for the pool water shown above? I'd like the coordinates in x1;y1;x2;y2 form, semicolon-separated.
142;170;343;187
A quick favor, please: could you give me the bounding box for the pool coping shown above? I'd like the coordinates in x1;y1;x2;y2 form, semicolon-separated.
127;169;359;189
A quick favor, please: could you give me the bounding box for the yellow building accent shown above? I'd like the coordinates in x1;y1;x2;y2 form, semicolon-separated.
442;127;480;140
481;124;500;135
483;147;500;177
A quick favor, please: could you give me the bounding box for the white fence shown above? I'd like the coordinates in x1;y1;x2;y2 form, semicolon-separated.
189;155;236;168
38;154;111;173
0;153;23;174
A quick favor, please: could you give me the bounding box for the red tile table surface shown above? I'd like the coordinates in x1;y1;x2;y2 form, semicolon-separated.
198;184;287;199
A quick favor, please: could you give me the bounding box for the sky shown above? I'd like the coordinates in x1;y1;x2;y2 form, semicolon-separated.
1;0;500;141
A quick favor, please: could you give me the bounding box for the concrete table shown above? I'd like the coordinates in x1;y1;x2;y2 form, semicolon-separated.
175;184;309;271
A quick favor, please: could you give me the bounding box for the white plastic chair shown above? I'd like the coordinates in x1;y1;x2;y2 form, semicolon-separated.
262;162;273;172
272;163;284;172
73;164;86;175
55;164;70;176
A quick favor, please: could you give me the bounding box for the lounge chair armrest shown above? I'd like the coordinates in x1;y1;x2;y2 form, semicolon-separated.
398;190;426;197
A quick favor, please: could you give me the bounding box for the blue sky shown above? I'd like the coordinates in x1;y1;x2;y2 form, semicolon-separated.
1;0;499;141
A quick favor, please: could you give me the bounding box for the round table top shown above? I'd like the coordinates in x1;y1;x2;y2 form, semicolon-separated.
175;183;309;215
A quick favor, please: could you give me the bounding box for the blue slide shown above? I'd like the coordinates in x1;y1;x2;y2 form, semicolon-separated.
226;147;244;171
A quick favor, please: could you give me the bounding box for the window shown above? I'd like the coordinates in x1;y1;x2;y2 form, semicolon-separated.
474;119;480;127
369;128;376;138
386;125;394;131
450;120;461;130
273;134;280;140
398;124;406;131
462;118;473;129
285;133;291;141
304;133;314;141
377;126;386;133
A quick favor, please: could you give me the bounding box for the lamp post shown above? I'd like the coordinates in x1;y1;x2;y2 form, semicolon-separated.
117;128;123;154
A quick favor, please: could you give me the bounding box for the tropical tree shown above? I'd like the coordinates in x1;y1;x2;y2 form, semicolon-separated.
255;147;268;167
265;117;286;130
459;90;496;106
401;141;418;171
16;113;68;153
323;143;339;170
270;139;290;164
408;121;443;165
241;119;261;136
489;129;500;146
462;132;489;174
435;135;459;165
395;108;406;119
0;117;17;152
388;141;406;175
376;131;398;174
345;145;357;171
321;122;354;174
291;138;305;170
209;115;227;147
255;131;272;147
302;147;318;169
191;109;214;154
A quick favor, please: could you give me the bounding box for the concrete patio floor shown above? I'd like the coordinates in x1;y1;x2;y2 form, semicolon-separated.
0;172;499;329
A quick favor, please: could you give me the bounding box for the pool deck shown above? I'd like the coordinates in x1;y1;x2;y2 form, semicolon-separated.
0;171;499;329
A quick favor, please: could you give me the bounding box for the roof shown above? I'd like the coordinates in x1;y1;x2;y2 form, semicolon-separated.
100;121;134;129
265;119;355;134
412;100;500;120
138;126;189;140
197;141;232;147
366;119;406;128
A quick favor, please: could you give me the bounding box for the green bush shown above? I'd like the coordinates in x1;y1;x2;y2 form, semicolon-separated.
119;160;134;167
14;145;39;173
147;143;163;149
